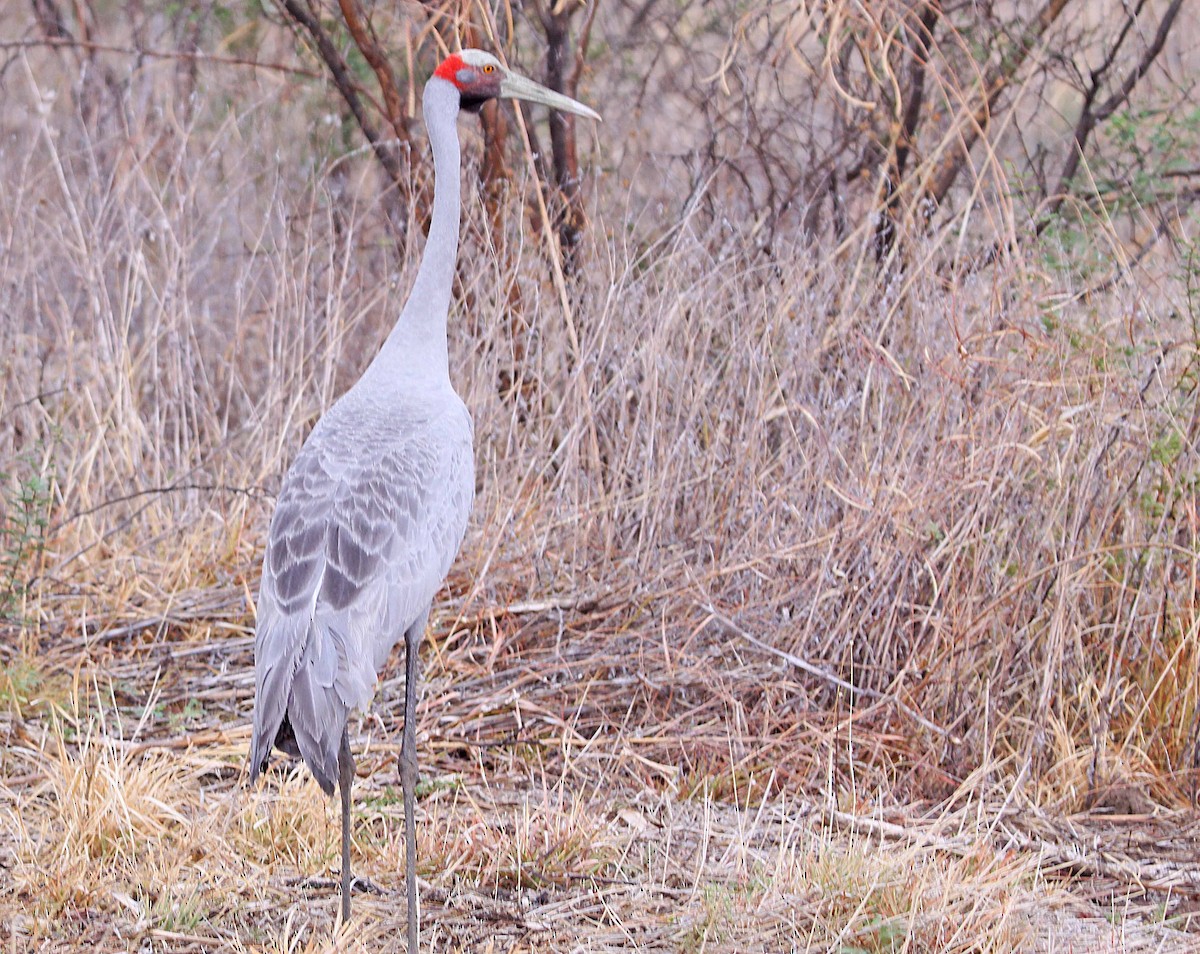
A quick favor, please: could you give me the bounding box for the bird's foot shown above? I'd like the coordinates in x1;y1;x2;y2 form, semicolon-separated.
291;874;384;896
291;875;337;891
347;873;384;896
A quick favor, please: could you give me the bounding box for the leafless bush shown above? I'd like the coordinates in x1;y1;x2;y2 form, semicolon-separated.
601;0;1196;270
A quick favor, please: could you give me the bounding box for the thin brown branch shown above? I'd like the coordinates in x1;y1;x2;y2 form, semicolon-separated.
874;0;941;261
534;0;589;261
279;0;411;201
30;0;72;41
0;36;323;78
1036;0;1186;234
925;0;1073;206
702;602;955;741
568;0;599;94
336;0;412;146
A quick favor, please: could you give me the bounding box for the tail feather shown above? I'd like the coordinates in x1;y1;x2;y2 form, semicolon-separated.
249;613;347;796
286;658;342;793
249;650;291;784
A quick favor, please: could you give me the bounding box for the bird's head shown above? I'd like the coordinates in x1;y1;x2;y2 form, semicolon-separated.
434;49;601;122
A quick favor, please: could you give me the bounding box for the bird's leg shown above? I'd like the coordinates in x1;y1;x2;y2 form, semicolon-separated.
338;724;354;924
399;623;422;952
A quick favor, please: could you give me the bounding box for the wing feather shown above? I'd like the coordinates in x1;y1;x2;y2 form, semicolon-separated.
249;393;473;787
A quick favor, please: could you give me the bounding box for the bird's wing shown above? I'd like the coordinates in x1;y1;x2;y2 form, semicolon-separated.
250;400;473;791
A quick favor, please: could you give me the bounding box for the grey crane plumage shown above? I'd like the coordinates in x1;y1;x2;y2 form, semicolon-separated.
248;48;599;950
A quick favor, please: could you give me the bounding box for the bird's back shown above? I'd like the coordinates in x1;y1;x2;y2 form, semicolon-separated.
249;380;473;792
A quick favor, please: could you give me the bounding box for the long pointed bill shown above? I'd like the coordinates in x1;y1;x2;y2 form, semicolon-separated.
499;70;602;122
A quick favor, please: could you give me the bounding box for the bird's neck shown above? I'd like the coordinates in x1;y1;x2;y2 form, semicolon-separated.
372;79;461;385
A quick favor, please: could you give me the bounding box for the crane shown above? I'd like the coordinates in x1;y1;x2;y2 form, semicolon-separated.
248;48;600;948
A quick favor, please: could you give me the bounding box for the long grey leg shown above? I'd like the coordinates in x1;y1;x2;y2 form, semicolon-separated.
399;616;425;952
338;725;354;924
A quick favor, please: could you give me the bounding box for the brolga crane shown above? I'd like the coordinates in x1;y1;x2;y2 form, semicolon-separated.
248;49;600;948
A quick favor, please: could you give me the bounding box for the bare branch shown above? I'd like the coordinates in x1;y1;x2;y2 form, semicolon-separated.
537;0;590;262
874;0;941;262
925;0;1073;206
336;0;412;146
0;36;322;78
1036;0;1186;234
278;0;412;202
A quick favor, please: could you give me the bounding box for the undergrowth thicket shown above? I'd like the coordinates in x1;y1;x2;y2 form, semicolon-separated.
2;1;1199;951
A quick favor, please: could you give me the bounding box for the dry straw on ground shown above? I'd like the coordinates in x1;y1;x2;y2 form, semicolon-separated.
3;2;1200;951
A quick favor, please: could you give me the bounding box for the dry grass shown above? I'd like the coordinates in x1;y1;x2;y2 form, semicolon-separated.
3;4;1200;952
0;685;1095;951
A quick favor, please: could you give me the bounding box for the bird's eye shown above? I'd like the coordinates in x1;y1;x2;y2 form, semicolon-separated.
483;65;495;73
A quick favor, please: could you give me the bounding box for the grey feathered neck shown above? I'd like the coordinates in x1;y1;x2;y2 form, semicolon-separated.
370;78;462;384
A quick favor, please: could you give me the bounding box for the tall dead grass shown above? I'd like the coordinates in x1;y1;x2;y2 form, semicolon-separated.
3;11;1198;808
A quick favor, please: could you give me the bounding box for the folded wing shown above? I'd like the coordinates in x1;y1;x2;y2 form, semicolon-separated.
249;400;473;792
